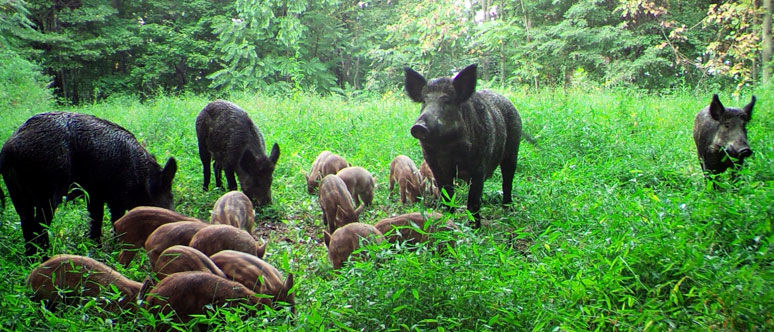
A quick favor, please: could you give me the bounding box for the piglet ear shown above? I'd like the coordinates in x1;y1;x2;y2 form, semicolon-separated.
335;206;347;224
743;95;755;121
323;231;331;248
709;94;724;121
284;273;294;294
453;64;477;103
404;67;427;103
255;241;267;259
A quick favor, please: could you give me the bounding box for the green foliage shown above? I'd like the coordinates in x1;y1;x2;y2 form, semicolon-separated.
0;47;52;118
6;0;773;103
125;0;232;98
208;0;337;94
0;87;771;329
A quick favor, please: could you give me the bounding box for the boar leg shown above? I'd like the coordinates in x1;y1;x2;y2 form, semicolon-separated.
500;156;517;205
467;177;484;229
214;162;225;188
21;203;47;256
86;198;105;244
399;178;408;204
224;167;238;191
198;140;212;191
388;176;395;199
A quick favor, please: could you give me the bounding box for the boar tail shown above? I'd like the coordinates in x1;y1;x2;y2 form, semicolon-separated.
521;133;538;146
0;152;5;209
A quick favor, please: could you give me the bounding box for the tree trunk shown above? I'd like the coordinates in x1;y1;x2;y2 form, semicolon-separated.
763;0;773;83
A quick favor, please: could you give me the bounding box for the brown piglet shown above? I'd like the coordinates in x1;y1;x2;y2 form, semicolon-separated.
189;224;266;258
153;245;226;280
305;151;348;194
323;222;384;270
113;206;200;266
210;250;295;313
211;190;255;232
144;221;209;267
336;166;376;206
374;212;457;248
389;155;423;204
144;271;272;325
318;174;364;235
27;254;143;312
419;160;440;199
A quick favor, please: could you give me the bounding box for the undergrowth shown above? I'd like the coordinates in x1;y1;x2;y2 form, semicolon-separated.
0;87;771;330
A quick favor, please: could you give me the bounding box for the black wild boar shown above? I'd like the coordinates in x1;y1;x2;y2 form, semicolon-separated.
388;155;423;204
405;64;522;228
196;100;280;207
336;166;376;206
305;151;349;194
318;174;364;235
693;94;756;175
0;112;178;257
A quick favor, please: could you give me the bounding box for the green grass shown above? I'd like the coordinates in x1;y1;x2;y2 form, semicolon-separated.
0;87;772;330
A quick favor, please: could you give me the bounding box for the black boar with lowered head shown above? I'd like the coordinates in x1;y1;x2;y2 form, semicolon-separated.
405;64;522;228
693;94;756;175
196;100;280;207
0;112;177;257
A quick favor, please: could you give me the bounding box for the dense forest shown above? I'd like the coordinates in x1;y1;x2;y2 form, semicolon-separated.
1;0;773;104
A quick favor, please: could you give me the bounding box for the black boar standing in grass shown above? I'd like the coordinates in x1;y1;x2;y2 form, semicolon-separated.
693;94;756;175
0;112;177;257
196;100;280;207
404;64;522;228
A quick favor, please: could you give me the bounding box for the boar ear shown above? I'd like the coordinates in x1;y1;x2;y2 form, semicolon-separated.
743;95;755;120
453;64;477;103
709;94;724;121
404;67;427;103
323;231;331;248
161;158;177;190
269;143;280;165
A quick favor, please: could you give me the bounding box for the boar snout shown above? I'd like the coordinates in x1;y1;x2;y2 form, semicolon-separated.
411;122;430;140
723;138;752;160
739;148;753;158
